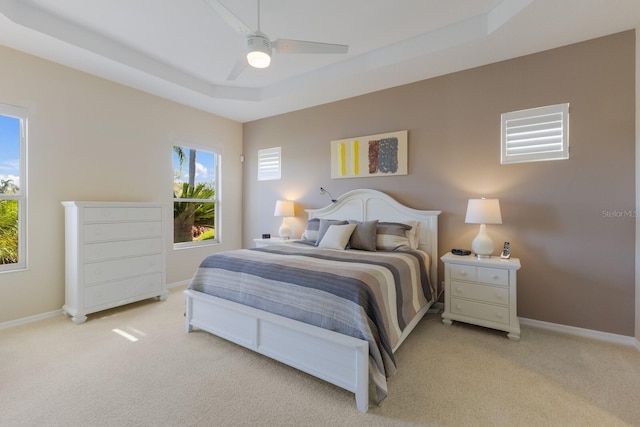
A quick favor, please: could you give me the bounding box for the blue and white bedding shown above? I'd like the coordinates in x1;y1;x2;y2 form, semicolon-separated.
188;243;433;403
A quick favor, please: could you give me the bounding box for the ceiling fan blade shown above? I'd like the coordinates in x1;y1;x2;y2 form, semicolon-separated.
273;39;349;55
227;57;248;80
202;0;253;35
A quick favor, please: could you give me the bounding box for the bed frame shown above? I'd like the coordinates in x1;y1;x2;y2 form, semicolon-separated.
184;189;440;412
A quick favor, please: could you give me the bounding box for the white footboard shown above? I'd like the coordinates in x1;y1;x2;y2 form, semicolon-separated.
184;289;370;413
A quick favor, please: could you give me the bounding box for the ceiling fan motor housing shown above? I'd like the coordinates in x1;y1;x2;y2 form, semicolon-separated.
246;33;272;68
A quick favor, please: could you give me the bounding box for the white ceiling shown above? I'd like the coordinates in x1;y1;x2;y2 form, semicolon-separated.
0;0;639;123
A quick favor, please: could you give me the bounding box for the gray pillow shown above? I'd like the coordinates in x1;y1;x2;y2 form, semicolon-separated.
316;219;348;246
301;218;321;243
376;221;412;251
348;220;378;251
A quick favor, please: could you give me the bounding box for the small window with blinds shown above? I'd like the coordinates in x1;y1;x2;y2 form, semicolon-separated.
501;103;569;164
258;147;281;181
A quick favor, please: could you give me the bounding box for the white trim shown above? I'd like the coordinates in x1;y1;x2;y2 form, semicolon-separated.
167;279;190;289
257;147;281;181
635;26;640;353
501;103;569;164
0;103;28;272
172;144;220;247
0;309;62;330
1;283;186;330
520;317;639;349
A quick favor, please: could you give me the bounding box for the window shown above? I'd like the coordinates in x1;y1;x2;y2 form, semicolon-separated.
257;147;281;180
501;103;569;164
173;145;219;247
0;104;27;272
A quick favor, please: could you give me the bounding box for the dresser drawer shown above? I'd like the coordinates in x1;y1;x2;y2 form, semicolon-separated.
84;254;162;285
450;297;510;325
84;221;161;242
450;281;509;305
84;238;162;262
450;264;477;281
84;207;161;223
477;267;508;286
84;273;162;308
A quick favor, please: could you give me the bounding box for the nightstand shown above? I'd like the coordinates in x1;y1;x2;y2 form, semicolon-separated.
253;238;301;248
441;252;521;341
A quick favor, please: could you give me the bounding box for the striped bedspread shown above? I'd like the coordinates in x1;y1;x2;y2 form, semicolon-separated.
188;244;433;403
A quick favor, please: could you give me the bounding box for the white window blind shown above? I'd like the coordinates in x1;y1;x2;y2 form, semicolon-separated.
258;147;281;181
501;103;569;164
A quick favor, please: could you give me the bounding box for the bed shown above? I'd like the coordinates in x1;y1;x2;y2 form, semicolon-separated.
184;189;441;412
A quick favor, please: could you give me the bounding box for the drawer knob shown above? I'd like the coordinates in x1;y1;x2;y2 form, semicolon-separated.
495;293;503;300
455;304;462;310
455;287;462;293
496;313;503;319
491;275;499;280
458;271;467;276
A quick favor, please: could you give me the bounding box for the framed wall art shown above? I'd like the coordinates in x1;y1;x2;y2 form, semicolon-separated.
330;130;407;179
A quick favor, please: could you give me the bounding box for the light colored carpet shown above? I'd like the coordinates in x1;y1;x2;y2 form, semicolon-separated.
1;285;639;427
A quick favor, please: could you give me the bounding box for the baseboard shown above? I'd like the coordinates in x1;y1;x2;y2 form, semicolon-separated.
427;302;444;313
167;280;190;289
520;317;639;350
0;309;63;330
1;282;190;330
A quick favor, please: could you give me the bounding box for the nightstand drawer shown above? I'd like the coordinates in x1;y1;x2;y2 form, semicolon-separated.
451;297;510;325
450;264;477;281
477;267;508;286
450;281;509;305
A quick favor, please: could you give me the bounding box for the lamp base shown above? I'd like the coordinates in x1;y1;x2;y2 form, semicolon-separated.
471;224;495;258
278;218;291;240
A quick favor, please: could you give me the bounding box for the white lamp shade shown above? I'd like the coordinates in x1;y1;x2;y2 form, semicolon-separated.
274;200;295;217
465;199;502;224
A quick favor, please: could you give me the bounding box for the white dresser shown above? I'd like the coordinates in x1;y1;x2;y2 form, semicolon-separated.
61;201;167;323
441;252;521;340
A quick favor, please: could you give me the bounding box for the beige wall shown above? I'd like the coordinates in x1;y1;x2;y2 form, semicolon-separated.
243;31;636;336
0;45;243;324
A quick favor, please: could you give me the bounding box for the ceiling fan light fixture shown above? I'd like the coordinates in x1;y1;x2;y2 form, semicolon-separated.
246;33;271;68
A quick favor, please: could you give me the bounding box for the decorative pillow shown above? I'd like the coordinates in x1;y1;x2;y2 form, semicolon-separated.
316;219;348;246
402;220;420;249
301;218;320;243
348;219;378;251
317;224;357;250
376;222;413;251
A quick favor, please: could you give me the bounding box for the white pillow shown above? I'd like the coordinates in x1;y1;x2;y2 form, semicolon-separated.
317;224;357;250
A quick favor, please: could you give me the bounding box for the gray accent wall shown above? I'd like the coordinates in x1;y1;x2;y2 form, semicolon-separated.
243;31;635;336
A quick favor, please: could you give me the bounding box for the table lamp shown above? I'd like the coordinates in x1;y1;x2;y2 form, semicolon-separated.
274;200;295;239
465;198;502;258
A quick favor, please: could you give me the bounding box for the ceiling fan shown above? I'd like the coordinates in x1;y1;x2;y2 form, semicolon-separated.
203;0;349;80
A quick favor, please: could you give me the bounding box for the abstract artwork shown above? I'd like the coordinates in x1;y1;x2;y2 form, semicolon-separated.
331;130;407;179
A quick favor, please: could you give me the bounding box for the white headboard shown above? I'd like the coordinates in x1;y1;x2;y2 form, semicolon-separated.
306;189;441;288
